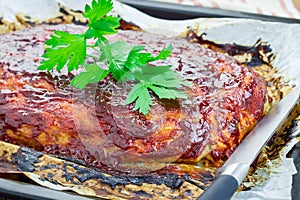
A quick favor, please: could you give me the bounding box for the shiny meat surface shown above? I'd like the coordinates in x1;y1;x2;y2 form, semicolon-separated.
0;24;267;174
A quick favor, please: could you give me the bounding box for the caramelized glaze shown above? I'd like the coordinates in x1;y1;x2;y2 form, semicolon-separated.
0;24;267;174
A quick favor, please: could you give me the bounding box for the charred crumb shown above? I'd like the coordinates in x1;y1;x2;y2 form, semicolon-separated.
129;173;186;189
42;16;65;25
119;19;141;31
23;19;36;27
242;40;274;67
133;190;153;198
37;164;60;171
197;170;216;185
261;42;273;55
134;175;157;186
40;177;60;185
52;179;59;185
104;176;129;189
78;170;127;189
118;188;122;194
154;177;164;185
38;162;81;185
0;5;139;34
59;7;70;16
185;29;274;68
183;189;193;196
163;173;184;189
75;167;128;189
127;177;144;186
61;163;81;184
75;168;108;182
39;177;47;182
61;170;76;183
72;17;88;26
66;165;191;190
65;160;84;169
47;173;54;179
241;186;252;191
11;147;43;172
184;178;208;191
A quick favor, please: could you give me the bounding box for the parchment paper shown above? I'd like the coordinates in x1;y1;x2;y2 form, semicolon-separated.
68;2;300;199
1;0;300;199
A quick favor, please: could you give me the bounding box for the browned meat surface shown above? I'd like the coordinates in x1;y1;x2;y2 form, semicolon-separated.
0;24;268;174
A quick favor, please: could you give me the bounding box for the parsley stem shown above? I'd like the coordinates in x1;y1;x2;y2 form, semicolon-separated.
38;0;188;115
91;46;101;53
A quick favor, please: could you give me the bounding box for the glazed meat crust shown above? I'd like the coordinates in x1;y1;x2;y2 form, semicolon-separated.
0;24;267;174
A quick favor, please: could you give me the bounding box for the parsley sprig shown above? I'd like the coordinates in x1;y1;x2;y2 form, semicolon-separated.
38;0;190;115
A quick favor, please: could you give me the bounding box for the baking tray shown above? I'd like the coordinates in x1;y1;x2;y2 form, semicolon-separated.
0;178;96;200
119;0;300;23
1;1;300;199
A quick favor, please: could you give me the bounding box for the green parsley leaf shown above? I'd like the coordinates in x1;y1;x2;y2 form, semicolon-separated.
85;28;107;42
71;63;109;89
134;65;190;88
148;85;188;99
124;45;172;72
133;65;171;77
126;83;152;115
38;0;191;115
83;0;113;24
148;70;191;88
99;41;131;63
38;31;86;71
87;30;110;47
150;44;172;61
125;65;190;114
89;15;121;35
99;41;132;80
83;0;120;37
125;46;149;71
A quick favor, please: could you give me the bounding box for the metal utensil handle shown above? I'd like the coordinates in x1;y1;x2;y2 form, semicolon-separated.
197;175;239;200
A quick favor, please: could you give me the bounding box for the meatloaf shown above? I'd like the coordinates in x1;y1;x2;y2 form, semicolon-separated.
0;24;268;174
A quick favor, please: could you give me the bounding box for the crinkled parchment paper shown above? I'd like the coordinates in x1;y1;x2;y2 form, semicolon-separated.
1;0;300;199
111;3;300;199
